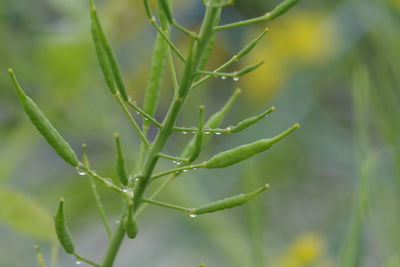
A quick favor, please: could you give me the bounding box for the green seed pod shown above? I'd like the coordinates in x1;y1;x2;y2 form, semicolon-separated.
54;198;75;254
90;8;117;95
181;89;241;158
124;201;138;239
268;0;300;20
188;106;205;163
190;184;269;215
157;0;173;24
114;133;129;186
229;106;275;133
196;7;221;71
9;69;79;167
237;60;264;77
236;29;268;59
142;21;169;128
142;0;152;19
89;1;129;101
204;124;300;169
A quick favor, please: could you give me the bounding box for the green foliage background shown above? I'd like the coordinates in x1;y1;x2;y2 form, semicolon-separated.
1;0;399;266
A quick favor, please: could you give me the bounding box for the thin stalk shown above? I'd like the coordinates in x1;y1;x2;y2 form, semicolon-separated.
149;17;185;62
152;163;204;180
157;153;188;162
72;252;101;267
173;22;199;39
142;198;191;212
89;177;112;237
113;94;151;146
126;101;162;128
167;47;179;94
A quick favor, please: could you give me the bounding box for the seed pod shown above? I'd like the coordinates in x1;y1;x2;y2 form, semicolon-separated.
236;29;268;59
204;124;300;169
54;198;75;254
181;89;241;158
188;106;205;163
142;23;169;128
237;61;264;77
9;69;79;167
157;0;173;24
142;0;152;19
89;1;129;101
268;0;300;20
90;7;117;95
190;184;269;215
229;106;275;133
124;201;138;239
113;133;129;186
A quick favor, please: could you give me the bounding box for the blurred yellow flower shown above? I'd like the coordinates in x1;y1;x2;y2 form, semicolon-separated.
242;10;338;102
275;232;325;267
388;0;400;10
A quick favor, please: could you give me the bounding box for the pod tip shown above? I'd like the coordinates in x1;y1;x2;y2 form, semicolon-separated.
235;88;242;94
7;68;13;74
264;27;270;32
128;200;134;206
271;106;276;111
113;132;120;138
81;143;87;149
59;197;64;203
293;123;301;129
264;184;270;189
199;105;205;110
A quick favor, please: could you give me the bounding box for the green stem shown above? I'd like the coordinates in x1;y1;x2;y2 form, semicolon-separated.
89;177;112;237
152;163;204;180
100;221;126;267
73;252;101;267
142;198;190;212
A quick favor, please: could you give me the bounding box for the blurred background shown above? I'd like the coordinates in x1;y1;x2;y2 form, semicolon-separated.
1;0;399;266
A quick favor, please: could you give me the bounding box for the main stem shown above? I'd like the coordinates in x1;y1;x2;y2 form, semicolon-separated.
100;3;221;266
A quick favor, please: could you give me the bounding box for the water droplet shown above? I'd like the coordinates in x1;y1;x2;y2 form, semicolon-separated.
136;111;140;115
204;131;211;135
183;169;188;173
172;160;177;164
144;118;149;121
115;220;120;224
122;187;129;192
75;260;82;265
75;166;87;176
176;161;182;165
193;168;197;170
221;76;226;80
191;131;197;134
189;214;197;218
215;132;222;135
233;77;240;82
182;131;188;135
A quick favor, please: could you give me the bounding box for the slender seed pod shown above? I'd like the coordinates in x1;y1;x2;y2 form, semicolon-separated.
203;124;300;169
142;0;152;19
142;9;170;128
124;201;138;239
54;198;75;254
268;0;300;20
188;106;205;163
89;7;117;95
237;60;264;77
190;184;269;215
236;29;268;59
181;89;241;158
229;106;275;133
89;0;129;101
114;133;129;186
8;69;79;167
196;7;222;71
157;0;173;24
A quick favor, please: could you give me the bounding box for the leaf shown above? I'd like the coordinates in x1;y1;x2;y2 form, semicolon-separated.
0;187;55;241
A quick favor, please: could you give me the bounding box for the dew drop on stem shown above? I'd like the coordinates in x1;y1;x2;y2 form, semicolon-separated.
75;260;82;265
75;166;87;176
233;77;240;82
